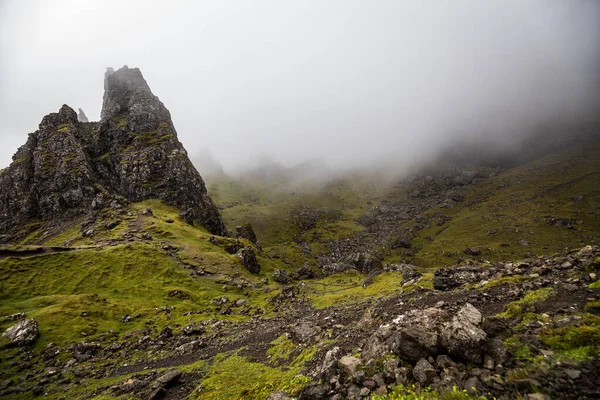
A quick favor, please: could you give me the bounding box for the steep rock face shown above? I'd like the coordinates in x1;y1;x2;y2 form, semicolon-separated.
0;66;226;239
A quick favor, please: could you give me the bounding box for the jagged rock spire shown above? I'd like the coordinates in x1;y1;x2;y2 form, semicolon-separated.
101;65;171;132
0;66;226;241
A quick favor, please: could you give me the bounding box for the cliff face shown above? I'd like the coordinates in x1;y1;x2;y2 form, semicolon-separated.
0;66;226;239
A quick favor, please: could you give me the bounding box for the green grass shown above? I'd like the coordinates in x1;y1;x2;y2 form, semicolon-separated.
498;287;554;319
542;323;600;363
206;140;600;270
374;384;488;400
191;350;314;400
306;271;432;308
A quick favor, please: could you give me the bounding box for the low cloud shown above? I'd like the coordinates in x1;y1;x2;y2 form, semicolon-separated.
1;0;599;174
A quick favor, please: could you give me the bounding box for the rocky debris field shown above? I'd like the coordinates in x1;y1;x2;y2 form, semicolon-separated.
1;244;598;399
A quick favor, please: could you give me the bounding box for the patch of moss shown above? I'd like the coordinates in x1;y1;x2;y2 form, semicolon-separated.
498;287;554;319
542;324;600;362
191;351;314;399
266;334;296;364
373;384;488;400
57;123;70;133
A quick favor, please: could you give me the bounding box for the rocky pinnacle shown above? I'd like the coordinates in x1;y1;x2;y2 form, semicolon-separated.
0;66;226;240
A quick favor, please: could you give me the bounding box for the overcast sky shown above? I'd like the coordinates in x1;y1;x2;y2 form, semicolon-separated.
1;0;599;172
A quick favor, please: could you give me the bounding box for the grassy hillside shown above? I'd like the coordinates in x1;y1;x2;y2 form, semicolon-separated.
208;138;600;269
0;138;598;399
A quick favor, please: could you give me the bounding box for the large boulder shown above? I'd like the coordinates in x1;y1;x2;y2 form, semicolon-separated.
393;308;448;361
151;369;182;389
413;358;437;384
337;356;362;378
345;253;382;274
236;222;257;244
362;304;487;365
440;303;487;363
236;246;261;274
2;318;39;346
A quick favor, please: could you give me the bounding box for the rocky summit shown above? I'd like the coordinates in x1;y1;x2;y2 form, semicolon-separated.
0;66;225;241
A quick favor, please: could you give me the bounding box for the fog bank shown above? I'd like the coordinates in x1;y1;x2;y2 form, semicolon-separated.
1;0;599;173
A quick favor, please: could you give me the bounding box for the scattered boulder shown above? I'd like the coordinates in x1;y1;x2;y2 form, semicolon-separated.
440;303;487;363
273;269;291;284
337;356;362;377
464;247;481;256
2;318;39;346
148;387;166;400
236;222;257;244
0;312;26;323
483;316;511;337
345;253;382;274
463;376;484;395
393;234;412;249
236;246;261;274
119;314;133;323
291;321;322;342
151;369;182;389
298;384;328;400
413;358;437;384
182;323;205;336
267;391;294;400
433;269;461;291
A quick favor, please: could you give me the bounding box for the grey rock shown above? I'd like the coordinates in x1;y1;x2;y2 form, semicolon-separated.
182;323;205;336
345;253;382;274
2;318;39;346
273;269;292;284
298;384;328;400
435;354;454;369
0;312;26;323
394;367;410;385
291;321;321;342
457;302;482;325
236;222;257;244
485;337;507;365
321;347;341;380
382;358;399;378
440;303;487;363
152;369;182;389
236;246;261;274
267;390;294;400
526;394;550;400
413;358;437;384
148;387;166;400
337;356;362;377
564;369;581;379
393;234;412;249
483;316;511;337
463;376;484;395
483;355;495;369
345;385;361;400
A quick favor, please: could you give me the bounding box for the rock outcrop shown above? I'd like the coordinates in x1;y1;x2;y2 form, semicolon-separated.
0;66;226;239
2;318;39;346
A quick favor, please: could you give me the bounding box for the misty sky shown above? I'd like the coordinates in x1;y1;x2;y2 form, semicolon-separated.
1;0;599;173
